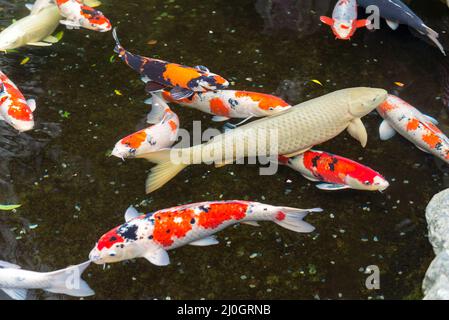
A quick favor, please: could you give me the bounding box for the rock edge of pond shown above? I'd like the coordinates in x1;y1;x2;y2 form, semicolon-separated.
423;188;449;300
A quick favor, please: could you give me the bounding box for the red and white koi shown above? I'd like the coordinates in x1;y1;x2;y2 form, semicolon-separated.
320;0;369;40
278;150;389;191
377;94;449;164
159;89;291;122
112;94;179;159
55;0;111;32
0;71;36;132
89;201;322;266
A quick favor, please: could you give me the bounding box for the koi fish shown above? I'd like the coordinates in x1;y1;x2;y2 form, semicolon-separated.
0;1;62;51
141;87;387;194
320;0;369;40
112;94;179;159
159;89;291;122
378;94;449;164
89;201;322;266
55;0;111;32
278;150;389;191
0;70;36;132
0;260;94;300
112;28;229;100
357;0;445;55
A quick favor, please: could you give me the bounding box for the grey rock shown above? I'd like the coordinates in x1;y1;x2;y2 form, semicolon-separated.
426;189;449;255
423;251;449;300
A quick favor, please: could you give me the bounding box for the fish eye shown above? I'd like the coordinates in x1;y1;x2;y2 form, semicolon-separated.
364;181;371;185
109;253;116;257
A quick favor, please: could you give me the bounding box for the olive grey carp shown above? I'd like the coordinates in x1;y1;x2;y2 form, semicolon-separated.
0;260;94;300
140;87;388;193
0;1;61;51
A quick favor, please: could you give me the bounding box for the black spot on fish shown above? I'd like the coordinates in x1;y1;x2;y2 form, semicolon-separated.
118;224;139;241
311;156;320;168
148;235;153;240
329;158;338;171
190;218;195;224
199;205;209;213
166;229;170;233
110;236;117;242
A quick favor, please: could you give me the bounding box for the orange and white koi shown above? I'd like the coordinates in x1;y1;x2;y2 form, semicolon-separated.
159;89;291;122
0;71;36;132
89;201;322;266
112;94;179;159
55;0;111;32
377;94;449;164
320;0;369;40
278;150;389;191
112;28;229;100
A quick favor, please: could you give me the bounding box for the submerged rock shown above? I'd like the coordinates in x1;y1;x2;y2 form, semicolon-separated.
423;189;449;300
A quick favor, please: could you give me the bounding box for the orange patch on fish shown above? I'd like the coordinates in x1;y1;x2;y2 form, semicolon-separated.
7;104;32;121
406;118;420;131
120;130;147;149
234;91;289;110
197;202;247;229
209;98;230;116
422;133;441;149
152;209;195;247
168;120;177;132
162;64;200;89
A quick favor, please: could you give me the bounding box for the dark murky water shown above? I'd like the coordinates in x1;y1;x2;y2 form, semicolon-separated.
1;0;449;300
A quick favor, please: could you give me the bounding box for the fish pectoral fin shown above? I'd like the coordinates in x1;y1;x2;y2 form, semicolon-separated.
301;174;320;182
84;0;102;8
144;97;153;105
242;221;260;227
212;115;230;122
0;260;21;269
0;113;5;121
416;145;431;154
385;19;399;30
347;118;368;147
214;158;234;168
141;75;152;83
43;35;60;43
26;99;36;112
316;183;349;191
124;206;140;222
145;81;166;93
1;288;28;300
423;114;439;125
60;20;81;29
194;65;210;73
379;120;396;141
188;236;219;246
356;19;370;28
25;3;33;11
283;148;311;158
170;87;194;100
147;94;171;124
143;248;170;266
319;16;334;26
27;41;52;47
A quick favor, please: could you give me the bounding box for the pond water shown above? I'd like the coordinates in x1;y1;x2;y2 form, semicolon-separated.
1;0;449;300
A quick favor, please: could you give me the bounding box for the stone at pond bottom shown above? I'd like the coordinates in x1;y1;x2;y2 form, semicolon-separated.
423;189;449;300
426;189;449;255
423;251;449;300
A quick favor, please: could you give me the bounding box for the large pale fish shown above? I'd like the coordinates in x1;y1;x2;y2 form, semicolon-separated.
377;94;449;164
0;260;94;300
89;201;322;266
138;87;387;193
0;1;62;51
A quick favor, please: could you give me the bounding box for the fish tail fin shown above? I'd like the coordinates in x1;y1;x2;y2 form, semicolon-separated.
141;149;189;194
423;25;446;56
274;207;322;233
44;261;95;297
112;27;125;55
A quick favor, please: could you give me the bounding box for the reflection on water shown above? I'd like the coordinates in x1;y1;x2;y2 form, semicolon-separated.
0;0;448;300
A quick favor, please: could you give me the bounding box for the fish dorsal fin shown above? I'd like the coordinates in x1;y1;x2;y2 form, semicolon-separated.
320;16;334;26
0;260;21;269
195;65;210;73
2;288;28;300
283;147;311;158
355;19;370;29
143;248;170;266
188;236;219;246
212;116;230;122
422;114;439;125
347;118;368;147
146;93;171;124
29;0;54;15
124;206;140;222
379;120;396;141
27;99;36;112
170;87;194;100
